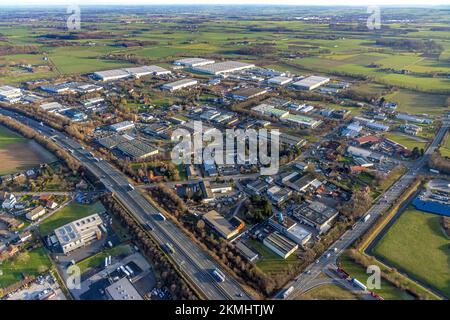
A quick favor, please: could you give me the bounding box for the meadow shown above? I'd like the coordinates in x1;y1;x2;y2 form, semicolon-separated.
373;206;450;298
0;247;52;289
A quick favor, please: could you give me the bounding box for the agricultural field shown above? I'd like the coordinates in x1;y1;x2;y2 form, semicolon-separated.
0;247;52;289
38;201;105;236
0;125;56;175
385;89;449;116
373;206;450;298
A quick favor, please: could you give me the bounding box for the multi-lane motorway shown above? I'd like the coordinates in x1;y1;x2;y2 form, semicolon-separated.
281;119;449;299
0;109;252;301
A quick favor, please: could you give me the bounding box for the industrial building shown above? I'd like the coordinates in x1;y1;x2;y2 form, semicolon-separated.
0;85;22;103
161;78;198;91
54;213;103;254
110;121;135;132
40;102;66;113
267;186;292;205
116;139;159;160
282;114;322;129
173;57;215;67
106;277;143;300
193;61;255;75
203;210;244;239
293;76;330;91
62;109;88;122
282;173;321;192
92;69;130;81
263;231;298;259
268;214;312;247
124;65;171;78
396;113;433;124
347;146;385;162
268;76;293;86
235;241;259;262
290;201;339;234
251;104;289;118
230;87;268;101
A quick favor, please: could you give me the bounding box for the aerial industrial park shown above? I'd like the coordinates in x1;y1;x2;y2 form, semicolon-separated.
0;2;448;311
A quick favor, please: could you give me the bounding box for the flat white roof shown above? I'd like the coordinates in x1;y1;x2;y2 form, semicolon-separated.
40;102;64;111
93;69;130;79
174;57;215;65
193;61;255;74
162;78;198;88
293;76;330;88
106;277;143;301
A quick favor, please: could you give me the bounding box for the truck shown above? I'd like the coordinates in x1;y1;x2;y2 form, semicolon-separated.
430;168;440;174
282;286;294;299
362;214;371;223
351;278;367;291
155;212;166;221
212;268;226;283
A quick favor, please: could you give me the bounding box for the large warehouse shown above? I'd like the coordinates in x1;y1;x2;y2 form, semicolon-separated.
203;210;244;239
293;76;330;91
0;85;22;103
161;78;198;91
123;65;171;77
193;61;255;75
173;57;215;67
92;69;130;81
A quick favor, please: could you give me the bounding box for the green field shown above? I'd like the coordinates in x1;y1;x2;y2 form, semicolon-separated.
38;201;105;236
385;90;449;116
339;253;415;300
0;247;52;289
299;284;359;300
373;206;450;298
0;125;24;148
384;132;428;151
439;133;450;158
77;244;133;274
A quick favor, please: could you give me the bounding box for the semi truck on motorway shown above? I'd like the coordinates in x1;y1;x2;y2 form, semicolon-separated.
154;212;166;221
212;268;226;282
351;278;367;291
282;286;294;299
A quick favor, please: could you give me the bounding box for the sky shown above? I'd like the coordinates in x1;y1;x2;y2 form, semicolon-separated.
1;0;448;6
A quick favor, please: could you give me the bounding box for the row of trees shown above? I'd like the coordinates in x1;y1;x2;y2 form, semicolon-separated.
100;194;197;300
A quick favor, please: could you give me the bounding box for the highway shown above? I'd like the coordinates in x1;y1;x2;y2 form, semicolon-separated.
280;119;449;299
0;109;253;301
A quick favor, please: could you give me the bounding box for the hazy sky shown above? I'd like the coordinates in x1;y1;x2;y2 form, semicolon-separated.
1;0;448;6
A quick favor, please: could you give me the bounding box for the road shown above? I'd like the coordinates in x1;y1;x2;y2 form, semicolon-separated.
0;109;253;301
280;119;449;299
